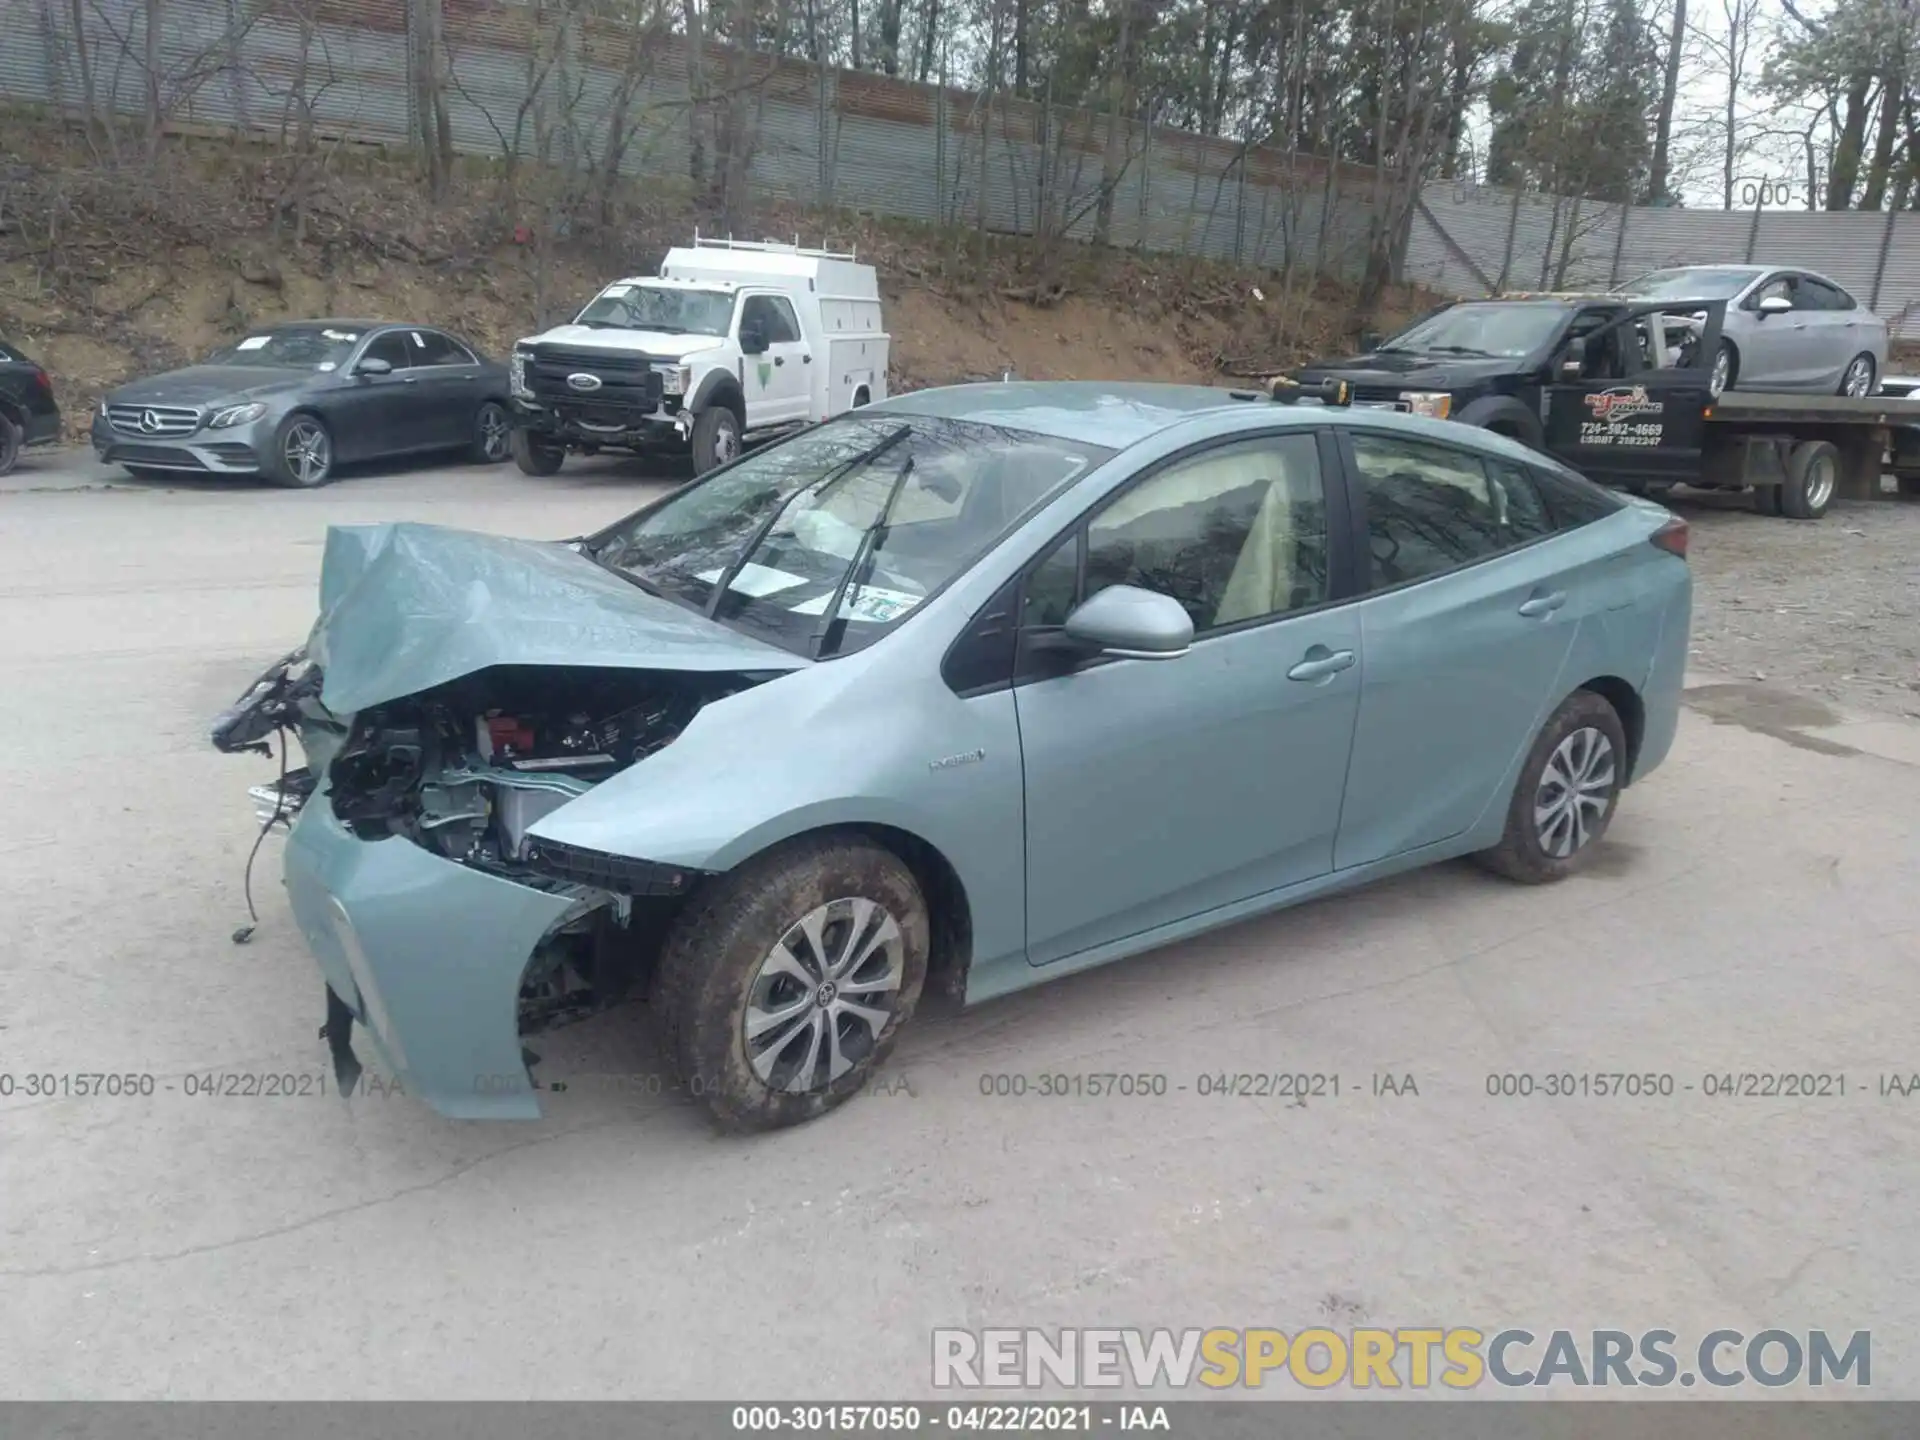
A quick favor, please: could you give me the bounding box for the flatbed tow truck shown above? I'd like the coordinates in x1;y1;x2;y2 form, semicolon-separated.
1289;294;1920;520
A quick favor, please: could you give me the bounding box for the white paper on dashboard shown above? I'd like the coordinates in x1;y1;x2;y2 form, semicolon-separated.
786;584;924;622
693;563;808;597
235;335;271;350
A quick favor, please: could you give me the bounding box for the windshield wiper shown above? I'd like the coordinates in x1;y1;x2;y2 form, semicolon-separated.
702;424;914;620
810;455;917;658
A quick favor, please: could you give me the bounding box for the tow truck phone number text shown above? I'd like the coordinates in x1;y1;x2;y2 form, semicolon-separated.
1579;421;1664;446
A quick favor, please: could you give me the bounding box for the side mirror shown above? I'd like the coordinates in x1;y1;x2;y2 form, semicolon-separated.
1757;295;1792;317
1061;585;1193;661
357;356;393;376
1558;336;1587;381
739;323;769;355
1359;330;1382;353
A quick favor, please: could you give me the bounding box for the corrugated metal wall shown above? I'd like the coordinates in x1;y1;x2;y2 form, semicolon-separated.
1409;178;1920;339
8;0;1380;276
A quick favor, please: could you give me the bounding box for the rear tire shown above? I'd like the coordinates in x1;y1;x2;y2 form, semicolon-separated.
511;427;565;476
470;401;512;464
1474;690;1628;885
690;405;742;475
1839;352;1877;397
0;413;20;477
1781;439;1838;520
653;834;929;1133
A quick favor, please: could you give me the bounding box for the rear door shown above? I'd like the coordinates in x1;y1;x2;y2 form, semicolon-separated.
1331;427;1583;871
407;329;482;448
1543;302;1712;486
1793;276;1861;385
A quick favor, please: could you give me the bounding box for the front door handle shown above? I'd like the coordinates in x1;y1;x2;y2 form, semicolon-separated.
1287;647;1356;683
1518;590;1567;617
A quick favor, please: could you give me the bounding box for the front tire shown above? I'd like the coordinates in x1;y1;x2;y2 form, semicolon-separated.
266;413;334;488
653;835;930;1133
1475;690;1628;885
690;405;742;475
510;427;565;476
471;401;512;463
1840;352;1877;397
0;413;19;477
1710;342;1736;396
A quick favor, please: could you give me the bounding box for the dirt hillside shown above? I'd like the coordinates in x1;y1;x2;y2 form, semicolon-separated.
0;122;1438;435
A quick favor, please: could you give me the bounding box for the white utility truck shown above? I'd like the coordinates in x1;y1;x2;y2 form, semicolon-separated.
506;235;890;476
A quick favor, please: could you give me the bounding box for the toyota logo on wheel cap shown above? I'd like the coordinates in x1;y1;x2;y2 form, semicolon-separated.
566;373;603;392
139;409;162;433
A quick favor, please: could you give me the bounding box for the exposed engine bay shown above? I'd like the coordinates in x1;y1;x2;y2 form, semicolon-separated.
214;653;767;1039
324;665;750;869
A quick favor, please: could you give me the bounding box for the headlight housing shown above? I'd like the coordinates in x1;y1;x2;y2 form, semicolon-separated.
209;402;267;429
510;349;532;398
1400;391;1452;420
657;363;692;397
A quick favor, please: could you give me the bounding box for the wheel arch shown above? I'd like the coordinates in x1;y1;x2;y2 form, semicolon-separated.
1456;395;1542;448
691;370;746;422
1573;675;1645;784
700;816;975;1006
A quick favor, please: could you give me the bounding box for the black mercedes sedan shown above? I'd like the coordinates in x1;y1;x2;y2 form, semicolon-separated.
91;321;512;487
0;337;63;476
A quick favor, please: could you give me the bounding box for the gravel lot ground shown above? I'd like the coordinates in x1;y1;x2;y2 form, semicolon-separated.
2;447;1918;1402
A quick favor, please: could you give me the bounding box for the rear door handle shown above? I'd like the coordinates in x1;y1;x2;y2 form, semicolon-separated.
774;356;785;367
1287;647;1356;682
1518;590;1567;617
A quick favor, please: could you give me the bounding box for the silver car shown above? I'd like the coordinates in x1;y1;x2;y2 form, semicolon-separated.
1613;265;1888;398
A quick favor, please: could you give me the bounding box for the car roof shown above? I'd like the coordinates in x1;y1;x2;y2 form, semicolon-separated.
871;381;1266;448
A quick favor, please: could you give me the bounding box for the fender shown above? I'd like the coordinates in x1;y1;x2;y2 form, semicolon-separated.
688;368;745;419
1455;393;1544;449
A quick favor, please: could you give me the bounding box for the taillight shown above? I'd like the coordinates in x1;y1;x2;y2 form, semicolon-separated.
1649;517;1689;558
31;369;52;393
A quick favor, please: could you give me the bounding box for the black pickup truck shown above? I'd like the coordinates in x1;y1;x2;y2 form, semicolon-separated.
1292;294;1920;521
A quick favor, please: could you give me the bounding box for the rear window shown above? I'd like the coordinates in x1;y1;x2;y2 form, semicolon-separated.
1529;461;1626;529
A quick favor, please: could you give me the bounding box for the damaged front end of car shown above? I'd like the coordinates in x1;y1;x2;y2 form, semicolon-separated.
211;521;806;1119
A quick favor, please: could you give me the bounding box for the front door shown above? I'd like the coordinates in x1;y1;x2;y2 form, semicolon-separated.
1012;431;1363;966
739;294;812;427
1543;303;1713;485
333;331;419;461
1331;429;1582;870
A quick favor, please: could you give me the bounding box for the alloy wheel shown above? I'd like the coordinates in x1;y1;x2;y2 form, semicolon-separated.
1844;357;1874;397
743;897;905;1094
1709;348;1731;396
479;404;511;460
1803;451;1838;511
1533;727;1617;859
284;421;331;485
714;418;740;465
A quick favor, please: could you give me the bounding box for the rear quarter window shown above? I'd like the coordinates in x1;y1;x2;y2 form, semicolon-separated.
1529;462;1626;530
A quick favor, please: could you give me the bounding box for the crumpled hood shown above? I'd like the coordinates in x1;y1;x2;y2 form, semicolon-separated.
528;325;728;362
308;522;807;714
108;365;312;406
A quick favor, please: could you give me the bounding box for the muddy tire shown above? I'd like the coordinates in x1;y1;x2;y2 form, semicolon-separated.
1474;690;1628;885
0;412;19;477
470;400;513;464
653;834;929;1133
690;404;742;475
511;427;565;476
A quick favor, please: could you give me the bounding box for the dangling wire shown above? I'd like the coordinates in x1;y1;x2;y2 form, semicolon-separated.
233;728;294;944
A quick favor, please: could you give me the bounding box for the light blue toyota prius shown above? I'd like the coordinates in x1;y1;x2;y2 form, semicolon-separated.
212;382;1692;1130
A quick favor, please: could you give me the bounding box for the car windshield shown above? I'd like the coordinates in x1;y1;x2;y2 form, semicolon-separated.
1377;303;1566;358
212;326;364;369
1616;267;1757;300
588;413;1112;658
574;283;734;336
